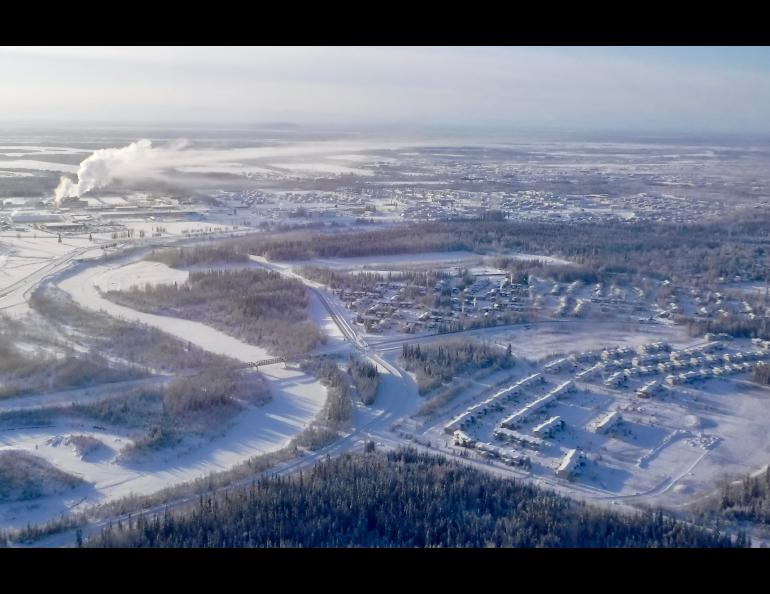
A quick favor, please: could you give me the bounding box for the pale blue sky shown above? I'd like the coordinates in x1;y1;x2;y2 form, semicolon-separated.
0;46;768;134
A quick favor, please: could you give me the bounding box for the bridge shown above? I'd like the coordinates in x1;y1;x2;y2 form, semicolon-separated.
248;356;287;369
246;352;328;369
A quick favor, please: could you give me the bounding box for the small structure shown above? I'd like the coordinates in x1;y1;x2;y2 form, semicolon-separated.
593;410;622;434
636;380;660;398
453;430;475;447
500;380;573;429
443;373;545;434
576;363;604;381
493;427;546;450
543;357;572;373
532;416;564;438
556;448;584;479
604;371;625;387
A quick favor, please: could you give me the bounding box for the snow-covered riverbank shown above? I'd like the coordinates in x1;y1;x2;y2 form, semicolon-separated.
0;255;331;529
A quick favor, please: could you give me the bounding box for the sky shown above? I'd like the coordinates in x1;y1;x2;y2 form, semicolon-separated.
1;46;769;134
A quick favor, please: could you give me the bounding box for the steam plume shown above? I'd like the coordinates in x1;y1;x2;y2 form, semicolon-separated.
51;136;410;207
54;139;157;206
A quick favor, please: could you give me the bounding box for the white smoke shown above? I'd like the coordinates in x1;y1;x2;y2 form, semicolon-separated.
54;139;159;206
52;137;419;207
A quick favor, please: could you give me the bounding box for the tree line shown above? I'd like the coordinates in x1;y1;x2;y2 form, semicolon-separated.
106;269;324;357
347;355;380;405
85;448;740;548
148;244;251;268
401;339;514;394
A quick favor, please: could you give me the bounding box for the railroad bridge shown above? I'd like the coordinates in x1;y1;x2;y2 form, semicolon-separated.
247;348;352;369
247;353;321;369
248;356;288;369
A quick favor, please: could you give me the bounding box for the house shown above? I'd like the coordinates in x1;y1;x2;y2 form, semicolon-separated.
532;416;564;438
636;380;660;398
500;380;572;428
474;442;501;459
593;410;622;434
493;427;546;450
452;430;475;447
543;357;572;373
556;449;584;479
576;363;603;381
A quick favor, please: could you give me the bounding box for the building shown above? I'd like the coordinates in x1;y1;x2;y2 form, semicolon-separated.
493;427;546;450
593;410;622;434
443;373;545;434
556;448;584;479
576;363;604;381
500;380;573;429
604;371;625;387
453;430;475;447
543;357;571;373
532;416;564;438
636;380;660;398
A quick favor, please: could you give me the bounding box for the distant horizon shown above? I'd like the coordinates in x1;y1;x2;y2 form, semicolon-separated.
2;120;770;146
2;47;770;135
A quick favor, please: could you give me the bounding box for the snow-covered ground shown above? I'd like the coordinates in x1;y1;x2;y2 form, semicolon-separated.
104;220;241;238
93;260;188;292
0;160;78;173
0;254;332;528
0;232;94;291
275;250;573;272
417;324;770;507
0;145;90;156
176;164;277;176
279;250;483;270
270;162;374;176
0;377;168;413
486;320;700;362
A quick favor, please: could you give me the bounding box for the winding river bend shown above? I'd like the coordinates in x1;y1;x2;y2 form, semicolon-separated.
0;253;330;528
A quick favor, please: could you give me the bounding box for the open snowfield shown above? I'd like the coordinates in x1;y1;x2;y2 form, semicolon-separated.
175;164;277;176
0;233;95;293
0;171;35;178
307;291;346;350
270;162;374;176
275;250;573;273
109;220;243;238
642;379;770;508
93;260;188;292
0;377;326;529
484;320;699;362
0;145;90;156
0;160;78;173
278;250;484;271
